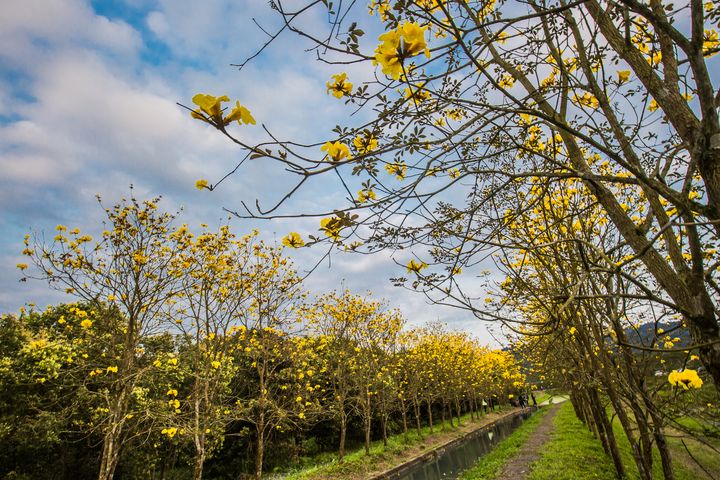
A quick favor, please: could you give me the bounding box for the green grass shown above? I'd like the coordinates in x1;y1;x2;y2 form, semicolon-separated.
277;408;508;479
527;403;618;480
532;392;553;405
459;407;550;480
525;402;713;480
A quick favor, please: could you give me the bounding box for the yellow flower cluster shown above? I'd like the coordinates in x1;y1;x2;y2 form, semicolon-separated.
190;94;256;127
326;73;353;98
282;232;305;248
572;92;599;109
668;369;703;390
406;259;428;273
374;22;430;80
353;133;378;154
321;141;352;162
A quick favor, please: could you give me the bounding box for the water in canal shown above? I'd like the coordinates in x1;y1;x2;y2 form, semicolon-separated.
388;409;535;480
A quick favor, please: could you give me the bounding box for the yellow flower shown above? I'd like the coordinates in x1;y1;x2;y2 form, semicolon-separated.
648;98;659;112
498;74;514;88
406;259;428;273
404;84;431;103
166;389;178;396
617;70;631;83
16;263;28;271
668;369;703;390
195;179;209;190
385;161;407;180
320;217;343;241
326;73;353;98
478;0;496;20
353;133;379;154
224;101;256;125
211;360;221;369
373;22;430;80
704;29;719;56
80;319;93;329
357;189;377;203
320;141;351;162
161;427;177;438
572;92;599;109
191;93;229;123
168;398;180;409
106;365;118;373
282;232;305;248
132;252;149;265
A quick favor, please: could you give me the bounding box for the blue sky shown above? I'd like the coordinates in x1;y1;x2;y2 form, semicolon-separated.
0;0;501;344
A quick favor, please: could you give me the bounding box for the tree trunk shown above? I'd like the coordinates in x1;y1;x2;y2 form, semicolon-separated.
413;398;422;437
427;399;434;433
255;414;265;480
339;411;347;460
364;395;372;454
193;449;205;480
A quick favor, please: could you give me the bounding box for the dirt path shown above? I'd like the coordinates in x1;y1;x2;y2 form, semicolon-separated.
495;404;561;480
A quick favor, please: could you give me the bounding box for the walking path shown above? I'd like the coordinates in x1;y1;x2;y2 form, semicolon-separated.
495;403;561;480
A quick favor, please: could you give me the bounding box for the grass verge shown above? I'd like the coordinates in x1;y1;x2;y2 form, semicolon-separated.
459;406;550;480
526;402;714;480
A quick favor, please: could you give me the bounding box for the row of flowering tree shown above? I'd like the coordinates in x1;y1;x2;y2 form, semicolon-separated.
184;0;720;477
494;175;717;480
5;195;526;480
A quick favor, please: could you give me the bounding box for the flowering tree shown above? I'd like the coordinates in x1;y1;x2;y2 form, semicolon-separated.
189;0;720;392
19;196;184;480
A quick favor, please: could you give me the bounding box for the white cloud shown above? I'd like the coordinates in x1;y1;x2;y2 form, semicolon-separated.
0;0;499;347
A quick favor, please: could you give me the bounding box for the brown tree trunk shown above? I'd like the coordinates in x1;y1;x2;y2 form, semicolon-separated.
427;399;434;433
255;414;265;480
339;411;347;460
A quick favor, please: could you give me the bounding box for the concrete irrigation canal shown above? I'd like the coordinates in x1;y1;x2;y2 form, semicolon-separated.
371;407;540;480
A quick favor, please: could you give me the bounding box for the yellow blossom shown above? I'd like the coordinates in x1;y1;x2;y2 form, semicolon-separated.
321;141;351;162
385;161;407;180
282;232;305;248
80;319;93;329
573;92;599;109
353;133;378;154
617;70;631;83
357;189;377;203
320;217;343;241
668;369;703;390
373;22;430;80
195;179;209;190
191;94;229;123
224;101;256;125
406;259;428;273
326;73;353;98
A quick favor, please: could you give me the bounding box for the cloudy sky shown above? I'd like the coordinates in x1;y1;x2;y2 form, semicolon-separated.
0;0;502;344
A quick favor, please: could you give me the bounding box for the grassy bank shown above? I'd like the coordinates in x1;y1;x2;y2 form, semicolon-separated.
526;402;713;480
272;408;514;479
459;406;550;480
